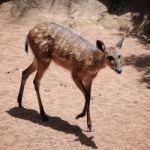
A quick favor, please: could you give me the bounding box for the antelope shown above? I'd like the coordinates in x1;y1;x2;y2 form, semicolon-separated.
17;22;124;131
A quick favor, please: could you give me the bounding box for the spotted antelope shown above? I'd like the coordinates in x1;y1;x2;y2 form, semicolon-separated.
17;22;124;131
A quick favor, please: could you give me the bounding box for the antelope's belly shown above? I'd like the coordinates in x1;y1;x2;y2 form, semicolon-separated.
52;55;73;70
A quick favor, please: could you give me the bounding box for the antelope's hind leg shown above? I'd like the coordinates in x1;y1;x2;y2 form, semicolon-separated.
17;58;37;108
72;73;87;119
33;59;51;121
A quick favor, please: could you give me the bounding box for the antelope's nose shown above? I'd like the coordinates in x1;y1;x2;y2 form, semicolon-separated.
115;68;122;74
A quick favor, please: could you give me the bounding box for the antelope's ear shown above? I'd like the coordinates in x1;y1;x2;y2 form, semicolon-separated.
96;40;106;52
116;36;125;49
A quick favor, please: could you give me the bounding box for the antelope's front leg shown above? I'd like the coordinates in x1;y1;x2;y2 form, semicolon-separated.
77;90;92;131
76;96;88;119
84;80;92;131
86;96;92;131
72;72;93;131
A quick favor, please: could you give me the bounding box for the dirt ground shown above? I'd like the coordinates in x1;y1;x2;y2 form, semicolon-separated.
0;21;149;150
0;1;150;148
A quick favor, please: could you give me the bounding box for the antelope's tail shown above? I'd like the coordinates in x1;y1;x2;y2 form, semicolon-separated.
25;33;28;53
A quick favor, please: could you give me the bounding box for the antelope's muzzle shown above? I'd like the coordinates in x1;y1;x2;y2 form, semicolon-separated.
115;68;122;74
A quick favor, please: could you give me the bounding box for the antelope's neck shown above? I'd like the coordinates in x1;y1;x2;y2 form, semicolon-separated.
96;51;107;69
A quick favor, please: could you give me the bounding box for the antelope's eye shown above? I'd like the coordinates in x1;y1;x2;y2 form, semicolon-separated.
118;55;121;59
107;56;114;61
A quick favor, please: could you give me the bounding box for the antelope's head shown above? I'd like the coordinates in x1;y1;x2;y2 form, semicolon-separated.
96;37;124;74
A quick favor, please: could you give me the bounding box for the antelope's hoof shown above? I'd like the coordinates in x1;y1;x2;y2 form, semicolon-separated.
18;102;23;108
41;114;48;121
87;123;95;132
76;113;86;119
88;125;92;132
88;126;94;132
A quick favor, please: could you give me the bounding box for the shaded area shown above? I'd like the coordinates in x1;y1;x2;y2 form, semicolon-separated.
130;11;150;44
0;0;11;5
123;54;150;89
7;107;98;149
98;0;150;16
98;0;150;43
97;0;127;14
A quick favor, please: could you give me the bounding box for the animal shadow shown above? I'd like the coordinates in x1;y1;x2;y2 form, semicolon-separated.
123;54;150;89
6;107;98;149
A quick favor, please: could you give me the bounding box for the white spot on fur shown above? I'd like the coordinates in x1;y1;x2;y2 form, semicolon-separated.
34;28;38;32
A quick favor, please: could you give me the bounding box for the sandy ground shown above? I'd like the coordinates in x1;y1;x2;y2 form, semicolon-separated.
0;22;150;150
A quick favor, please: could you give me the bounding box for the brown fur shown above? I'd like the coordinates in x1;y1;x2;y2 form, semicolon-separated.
18;22;123;131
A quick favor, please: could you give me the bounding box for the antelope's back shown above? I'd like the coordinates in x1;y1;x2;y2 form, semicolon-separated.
28;22;99;70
